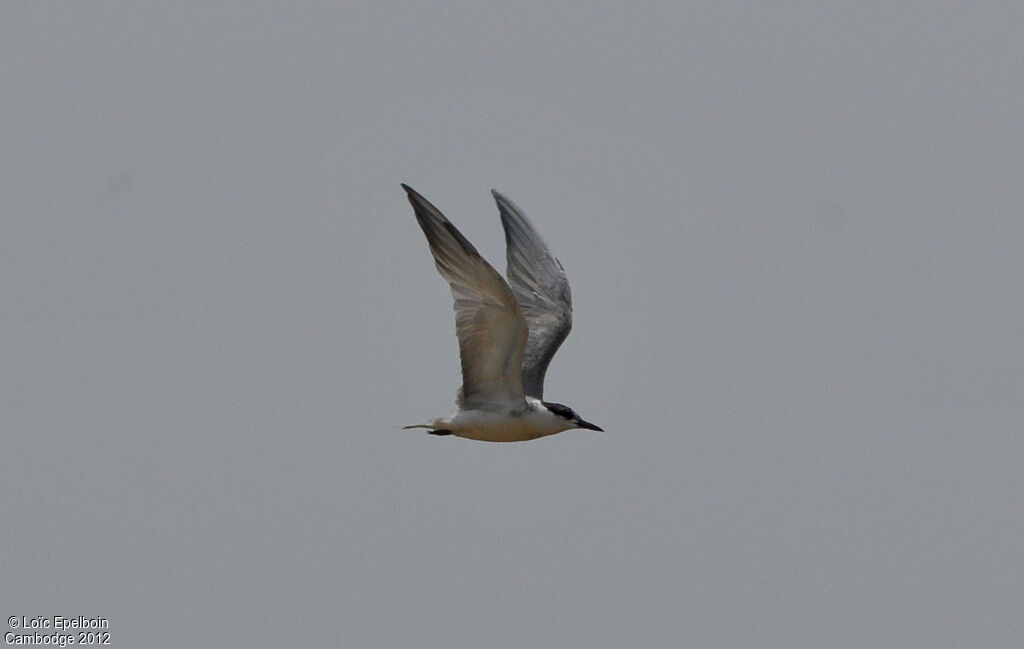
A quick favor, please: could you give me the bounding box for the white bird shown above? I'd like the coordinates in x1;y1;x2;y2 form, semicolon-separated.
402;184;603;442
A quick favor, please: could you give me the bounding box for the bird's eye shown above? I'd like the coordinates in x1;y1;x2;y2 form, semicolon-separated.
542;401;576;420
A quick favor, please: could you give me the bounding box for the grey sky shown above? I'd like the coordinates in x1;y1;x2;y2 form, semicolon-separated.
3;3;1022;647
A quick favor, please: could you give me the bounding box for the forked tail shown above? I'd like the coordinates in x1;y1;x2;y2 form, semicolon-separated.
402;421;451;436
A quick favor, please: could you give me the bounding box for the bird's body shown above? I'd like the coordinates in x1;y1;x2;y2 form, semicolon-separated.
407;396;582;443
402;184;601;442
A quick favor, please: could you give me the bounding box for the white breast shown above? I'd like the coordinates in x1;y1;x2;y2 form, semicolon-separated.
439;400;574;442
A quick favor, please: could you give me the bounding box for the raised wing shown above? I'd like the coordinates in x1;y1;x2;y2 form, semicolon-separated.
403;185;528;409
492;190;572;399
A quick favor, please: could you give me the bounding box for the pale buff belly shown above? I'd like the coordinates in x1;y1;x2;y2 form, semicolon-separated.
440;409;573;443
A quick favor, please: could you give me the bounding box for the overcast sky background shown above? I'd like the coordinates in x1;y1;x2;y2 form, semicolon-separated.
3;3;1022;648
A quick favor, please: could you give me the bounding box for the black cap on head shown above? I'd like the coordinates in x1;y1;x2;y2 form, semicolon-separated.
543;401;603;432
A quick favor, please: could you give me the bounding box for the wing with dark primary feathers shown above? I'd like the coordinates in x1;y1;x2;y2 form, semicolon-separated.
492;190;573;399
403;184;528;409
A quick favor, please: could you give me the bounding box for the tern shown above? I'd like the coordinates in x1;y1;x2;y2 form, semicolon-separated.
401;184;603;442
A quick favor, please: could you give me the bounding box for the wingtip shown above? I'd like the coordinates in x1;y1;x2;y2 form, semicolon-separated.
402;184;431;209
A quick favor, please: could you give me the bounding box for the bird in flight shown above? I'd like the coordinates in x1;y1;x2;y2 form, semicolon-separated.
402;184;603;442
